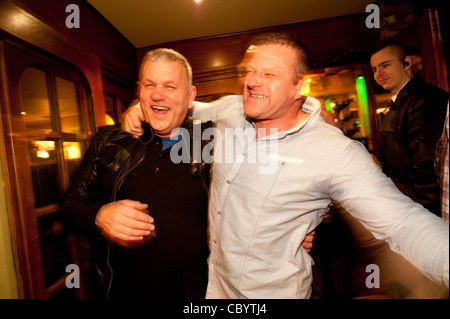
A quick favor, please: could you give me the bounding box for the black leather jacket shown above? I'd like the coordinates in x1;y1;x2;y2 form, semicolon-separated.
378;75;448;215
62;117;213;298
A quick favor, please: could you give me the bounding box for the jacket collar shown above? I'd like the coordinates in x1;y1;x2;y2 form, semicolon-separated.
138;121;155;144
395;74;422;105
138;116;200;144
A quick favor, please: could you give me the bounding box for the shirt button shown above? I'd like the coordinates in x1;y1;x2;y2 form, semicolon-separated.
281;161;286;165
217;210;221;215
226;180;231;184
213;239;217;243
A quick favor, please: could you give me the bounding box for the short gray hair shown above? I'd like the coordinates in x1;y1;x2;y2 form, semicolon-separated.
139;48;193;87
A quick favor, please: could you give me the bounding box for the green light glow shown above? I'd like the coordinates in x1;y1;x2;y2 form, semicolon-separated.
325;98;332;113
356;76;371;136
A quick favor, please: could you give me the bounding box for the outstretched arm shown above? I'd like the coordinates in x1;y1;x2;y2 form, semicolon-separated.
330;140;449;287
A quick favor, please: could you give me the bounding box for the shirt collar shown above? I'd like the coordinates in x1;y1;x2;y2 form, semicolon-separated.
255;96;321;141
391;78;411;102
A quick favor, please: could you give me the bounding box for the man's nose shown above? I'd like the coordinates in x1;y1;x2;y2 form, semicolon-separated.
151;86;165;101
373;70;379;80
246;71;263;87
375;67;385;78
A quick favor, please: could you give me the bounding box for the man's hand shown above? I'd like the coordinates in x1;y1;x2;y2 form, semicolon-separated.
121;102;145;138
95;199;156;247
301;230;315;253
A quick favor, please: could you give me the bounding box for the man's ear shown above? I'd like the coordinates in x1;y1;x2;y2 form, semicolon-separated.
403;55;412;69
188;86;197;109
294;76;305;100
403;55;413;77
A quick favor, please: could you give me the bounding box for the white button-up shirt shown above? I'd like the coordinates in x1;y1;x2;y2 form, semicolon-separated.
193;95;449;299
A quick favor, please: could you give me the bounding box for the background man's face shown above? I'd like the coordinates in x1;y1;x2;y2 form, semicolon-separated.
370;47;409;95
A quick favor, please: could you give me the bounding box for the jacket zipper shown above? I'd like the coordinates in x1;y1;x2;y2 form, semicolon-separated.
105;148;146;299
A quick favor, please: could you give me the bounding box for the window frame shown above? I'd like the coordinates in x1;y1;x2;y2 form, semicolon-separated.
1;40;94;298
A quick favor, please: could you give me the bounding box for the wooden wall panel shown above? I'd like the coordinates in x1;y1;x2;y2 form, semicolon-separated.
15;0;138;83
0;0;138;126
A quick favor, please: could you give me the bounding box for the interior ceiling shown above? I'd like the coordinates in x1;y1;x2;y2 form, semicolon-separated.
87;0;374;48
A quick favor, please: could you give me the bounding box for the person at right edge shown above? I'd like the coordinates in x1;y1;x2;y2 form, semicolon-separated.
338;41;450;298
370;41;448;216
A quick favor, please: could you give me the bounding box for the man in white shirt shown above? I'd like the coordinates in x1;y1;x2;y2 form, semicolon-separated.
123;34;449;298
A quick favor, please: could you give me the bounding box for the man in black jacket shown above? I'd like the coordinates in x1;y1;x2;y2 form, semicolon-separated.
62;48;212;299
370;42;448;217
364;42;449;298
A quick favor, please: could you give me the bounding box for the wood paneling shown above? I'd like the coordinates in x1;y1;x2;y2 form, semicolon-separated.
0;0;138;127
14;0;138;83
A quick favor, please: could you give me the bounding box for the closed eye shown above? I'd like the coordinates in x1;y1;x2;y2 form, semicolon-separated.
143;82;155;88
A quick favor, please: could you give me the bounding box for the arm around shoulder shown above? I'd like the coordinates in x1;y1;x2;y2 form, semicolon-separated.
192;95;243;123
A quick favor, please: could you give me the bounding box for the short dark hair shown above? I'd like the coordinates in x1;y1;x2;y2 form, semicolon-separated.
370;41;419;62
245;33;312;76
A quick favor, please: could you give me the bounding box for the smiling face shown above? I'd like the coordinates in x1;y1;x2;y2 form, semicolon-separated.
139;60;196;137
242;44;305;131
370;46;412;95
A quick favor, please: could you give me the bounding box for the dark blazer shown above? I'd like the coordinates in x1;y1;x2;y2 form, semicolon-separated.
378;74;448;215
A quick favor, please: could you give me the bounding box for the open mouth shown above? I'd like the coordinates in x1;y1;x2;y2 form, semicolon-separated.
249;94;267;99
152;105;170;114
